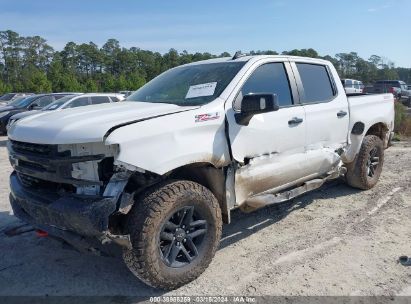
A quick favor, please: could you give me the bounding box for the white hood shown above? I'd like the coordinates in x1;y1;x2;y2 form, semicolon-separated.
8;102;197;144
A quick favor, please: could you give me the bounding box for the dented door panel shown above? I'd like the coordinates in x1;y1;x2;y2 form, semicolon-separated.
227;106;306;162
234;148;340;205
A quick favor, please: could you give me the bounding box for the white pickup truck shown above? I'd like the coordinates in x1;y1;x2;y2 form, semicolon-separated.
7;55;394;290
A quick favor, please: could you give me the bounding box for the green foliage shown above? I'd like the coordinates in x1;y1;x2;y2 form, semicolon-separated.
282;48;318;58
84;78;98;92
0;78;12;94
394;102;407;132
394;102;411;138
0;29;410;94
59;73;82;92
20;66;52;93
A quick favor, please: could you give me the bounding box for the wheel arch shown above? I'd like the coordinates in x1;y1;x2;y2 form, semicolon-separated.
342;121;390;164
168;162;230;223
365;122;390;143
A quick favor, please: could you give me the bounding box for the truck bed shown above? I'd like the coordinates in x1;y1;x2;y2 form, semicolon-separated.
347;92;394;145
348;93;394;128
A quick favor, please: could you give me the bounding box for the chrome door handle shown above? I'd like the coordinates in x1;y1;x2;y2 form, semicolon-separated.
288;117;303;125
337;110;347;118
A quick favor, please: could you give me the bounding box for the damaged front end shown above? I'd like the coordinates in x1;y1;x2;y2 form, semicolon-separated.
8;140;152;254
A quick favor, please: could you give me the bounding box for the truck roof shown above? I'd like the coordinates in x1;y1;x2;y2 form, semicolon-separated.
182;55;331;67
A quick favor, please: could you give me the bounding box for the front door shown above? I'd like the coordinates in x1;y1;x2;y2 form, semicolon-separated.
226;61;309;205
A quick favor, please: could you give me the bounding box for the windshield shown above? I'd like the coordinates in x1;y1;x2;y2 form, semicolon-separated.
8;96;37;108
126;62;246;106
42;95;75;110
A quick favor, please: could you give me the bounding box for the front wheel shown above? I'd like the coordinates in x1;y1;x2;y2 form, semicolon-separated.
122;180;222;290
345;135;384;190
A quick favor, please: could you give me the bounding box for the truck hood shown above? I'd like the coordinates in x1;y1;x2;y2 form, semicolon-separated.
8;102;198;144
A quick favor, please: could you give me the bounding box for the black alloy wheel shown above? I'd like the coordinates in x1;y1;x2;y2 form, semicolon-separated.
159;206;208;268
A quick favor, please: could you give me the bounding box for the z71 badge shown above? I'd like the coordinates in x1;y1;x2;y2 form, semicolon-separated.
195;112;220;122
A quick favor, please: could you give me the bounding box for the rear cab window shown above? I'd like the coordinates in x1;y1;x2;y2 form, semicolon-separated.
296;63;336;103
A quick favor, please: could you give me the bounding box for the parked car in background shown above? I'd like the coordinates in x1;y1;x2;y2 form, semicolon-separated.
341;79;364;94
0;93;33;106
408;85;411;90
364;84;401;97
366;80;411;105
109;93;125;102
0;93;73;134
384;81;411;106
119;90;133;98
7;93;123;129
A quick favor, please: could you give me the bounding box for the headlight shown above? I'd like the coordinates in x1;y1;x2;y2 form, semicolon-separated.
0;111;10;119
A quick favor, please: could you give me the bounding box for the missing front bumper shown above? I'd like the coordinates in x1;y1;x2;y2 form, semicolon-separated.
10;171;116;236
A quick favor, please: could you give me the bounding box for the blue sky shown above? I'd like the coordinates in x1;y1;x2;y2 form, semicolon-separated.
1;0;410;67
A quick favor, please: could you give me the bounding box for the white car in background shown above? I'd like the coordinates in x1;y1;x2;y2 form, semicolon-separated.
341;79;364;94
7;93;124;129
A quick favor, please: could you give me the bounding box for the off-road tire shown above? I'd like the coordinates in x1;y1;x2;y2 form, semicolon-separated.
122;180;222;290
345;135;384;190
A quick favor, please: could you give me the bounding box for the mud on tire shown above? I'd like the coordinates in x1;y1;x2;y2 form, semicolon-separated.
345;135;384;190
122;180;222;290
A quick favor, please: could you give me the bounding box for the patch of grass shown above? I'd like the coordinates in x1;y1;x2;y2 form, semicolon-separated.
392;133;401;142
394;102;407;131
394;101;411;139
398;118;411;137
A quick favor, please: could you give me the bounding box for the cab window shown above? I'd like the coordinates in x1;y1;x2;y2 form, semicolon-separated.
296;63;335;103
238;63;293;108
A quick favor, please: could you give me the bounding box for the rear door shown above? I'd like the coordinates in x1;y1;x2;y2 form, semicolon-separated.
291;61;349;153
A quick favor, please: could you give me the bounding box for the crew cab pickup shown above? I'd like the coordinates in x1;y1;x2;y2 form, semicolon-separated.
7;55;395;290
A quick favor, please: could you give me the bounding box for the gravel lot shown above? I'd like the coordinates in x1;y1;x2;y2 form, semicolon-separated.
0;135;410;298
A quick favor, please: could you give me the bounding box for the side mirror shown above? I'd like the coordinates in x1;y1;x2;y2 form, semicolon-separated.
235;93;279;125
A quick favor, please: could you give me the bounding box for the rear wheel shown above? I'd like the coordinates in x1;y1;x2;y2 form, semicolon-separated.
122;180;222;290
345;135;384;190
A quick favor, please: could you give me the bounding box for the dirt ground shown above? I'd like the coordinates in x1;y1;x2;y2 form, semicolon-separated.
0;135;410;298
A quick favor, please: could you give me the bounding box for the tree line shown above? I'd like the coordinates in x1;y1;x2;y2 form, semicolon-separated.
0;29;410;94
